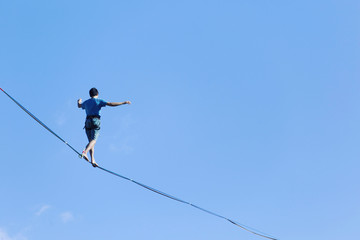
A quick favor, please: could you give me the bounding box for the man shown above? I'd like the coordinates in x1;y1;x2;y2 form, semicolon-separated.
78;87;131;167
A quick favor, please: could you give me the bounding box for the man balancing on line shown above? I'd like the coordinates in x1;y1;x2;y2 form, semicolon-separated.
78;88;131;167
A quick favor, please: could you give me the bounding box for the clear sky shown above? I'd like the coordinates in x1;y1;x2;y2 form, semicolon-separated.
0;1;359;240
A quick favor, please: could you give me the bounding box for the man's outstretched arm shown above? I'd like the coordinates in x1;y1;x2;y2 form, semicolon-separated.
107;101;131;107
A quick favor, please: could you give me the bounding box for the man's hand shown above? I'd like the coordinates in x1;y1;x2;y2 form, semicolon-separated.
124;101;131;105
77;99;82;108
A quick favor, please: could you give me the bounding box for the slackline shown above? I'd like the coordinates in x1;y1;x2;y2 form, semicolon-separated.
1;88;277;240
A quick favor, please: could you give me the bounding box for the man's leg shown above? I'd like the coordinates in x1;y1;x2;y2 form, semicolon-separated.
84;139;96;153
84;120;100;167
89;146;96;166
84;139;98;167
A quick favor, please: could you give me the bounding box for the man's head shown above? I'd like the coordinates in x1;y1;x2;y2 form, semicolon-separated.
89;88;99;98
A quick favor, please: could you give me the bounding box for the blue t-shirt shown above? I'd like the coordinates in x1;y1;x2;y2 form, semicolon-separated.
81;98;107;116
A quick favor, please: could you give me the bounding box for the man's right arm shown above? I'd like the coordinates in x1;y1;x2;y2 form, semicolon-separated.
106;101;131;107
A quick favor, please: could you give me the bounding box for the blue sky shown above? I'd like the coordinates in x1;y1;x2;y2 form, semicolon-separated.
1;1;360;240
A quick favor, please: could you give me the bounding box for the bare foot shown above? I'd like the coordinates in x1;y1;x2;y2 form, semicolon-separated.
82;151;90;162
91;160;99;168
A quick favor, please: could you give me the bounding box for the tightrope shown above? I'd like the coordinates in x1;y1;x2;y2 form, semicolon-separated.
1;88;277;240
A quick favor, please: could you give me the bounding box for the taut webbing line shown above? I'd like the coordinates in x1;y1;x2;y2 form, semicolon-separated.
1;88;277;240
0;88;81;156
